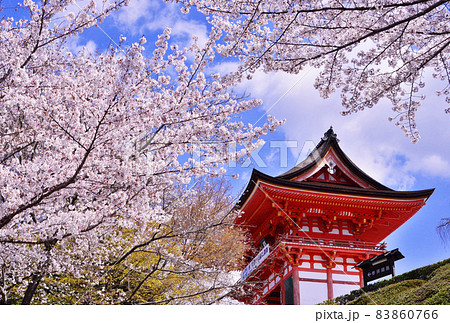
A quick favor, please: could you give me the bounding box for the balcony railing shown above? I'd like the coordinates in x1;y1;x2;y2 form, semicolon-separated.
241;236;386;281
276;235;386;251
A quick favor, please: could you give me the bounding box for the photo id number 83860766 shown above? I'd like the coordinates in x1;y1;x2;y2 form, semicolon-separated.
375;309;438;320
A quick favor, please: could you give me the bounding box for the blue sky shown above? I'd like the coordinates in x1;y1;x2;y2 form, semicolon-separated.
10;0;450;277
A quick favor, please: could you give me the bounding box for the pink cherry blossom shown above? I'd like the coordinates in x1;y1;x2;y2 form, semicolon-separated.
177;0;450;142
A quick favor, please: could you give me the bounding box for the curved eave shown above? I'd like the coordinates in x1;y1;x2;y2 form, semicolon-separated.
236;169;434;210
236;169;264;208
276;135;392;191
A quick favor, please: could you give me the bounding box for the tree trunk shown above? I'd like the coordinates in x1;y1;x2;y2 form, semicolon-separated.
22;241;56;304
1;264;7;304
21;271;45;305
0;290;6;305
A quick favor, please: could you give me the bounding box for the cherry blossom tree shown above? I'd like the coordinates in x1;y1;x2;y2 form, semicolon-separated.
11;178;248;304
177;0;450;142
0;0;281;304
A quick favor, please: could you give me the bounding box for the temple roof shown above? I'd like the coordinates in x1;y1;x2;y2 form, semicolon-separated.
236;169;434;208
276;127;390;190
237;127;434;208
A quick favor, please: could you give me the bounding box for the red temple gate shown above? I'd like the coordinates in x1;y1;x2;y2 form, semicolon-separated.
234;128;433;305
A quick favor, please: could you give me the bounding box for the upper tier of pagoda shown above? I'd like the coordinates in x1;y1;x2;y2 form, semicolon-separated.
235;127;434;243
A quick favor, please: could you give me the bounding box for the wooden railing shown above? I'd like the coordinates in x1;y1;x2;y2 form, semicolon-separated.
276;235;386;251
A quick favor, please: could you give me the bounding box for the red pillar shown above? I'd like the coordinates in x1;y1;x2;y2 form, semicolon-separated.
326;266;333;300
359;269;364;288
292;267;300;305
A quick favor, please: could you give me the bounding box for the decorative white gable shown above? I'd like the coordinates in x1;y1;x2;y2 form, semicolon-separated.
291;148;373;189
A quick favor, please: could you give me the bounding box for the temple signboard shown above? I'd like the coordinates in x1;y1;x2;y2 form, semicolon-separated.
356;249;405;286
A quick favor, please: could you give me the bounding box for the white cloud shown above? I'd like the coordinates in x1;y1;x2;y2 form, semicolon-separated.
83;40;98;55
171;19;209;48
411;155;450;178
66;37;98;56
114;0;162;34
112;0;209;48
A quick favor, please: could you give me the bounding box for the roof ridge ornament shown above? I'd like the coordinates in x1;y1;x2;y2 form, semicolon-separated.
322;126;339;142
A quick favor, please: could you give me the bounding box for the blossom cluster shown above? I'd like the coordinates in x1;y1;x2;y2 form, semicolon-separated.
178;0;450;142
